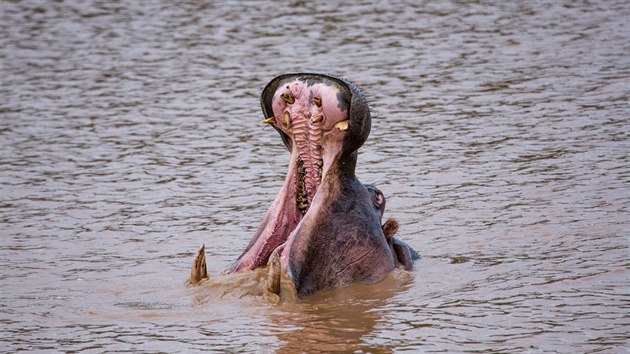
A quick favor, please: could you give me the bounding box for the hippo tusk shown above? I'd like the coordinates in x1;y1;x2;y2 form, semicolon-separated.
187;244;208;285
311;115;324;124
266;251;282;295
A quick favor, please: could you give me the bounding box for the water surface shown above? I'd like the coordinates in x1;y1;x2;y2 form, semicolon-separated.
1;0;629;352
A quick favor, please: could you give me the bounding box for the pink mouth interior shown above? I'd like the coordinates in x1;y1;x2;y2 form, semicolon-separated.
230;79;349;272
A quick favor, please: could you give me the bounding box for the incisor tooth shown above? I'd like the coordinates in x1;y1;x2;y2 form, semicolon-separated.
334;120;349;131
311;115;323;124
283;111;291;129
281;93;295;104
312;97;321;107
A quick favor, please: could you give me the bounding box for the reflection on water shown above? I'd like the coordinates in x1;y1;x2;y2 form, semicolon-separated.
273;273;414;354
1;0;629;352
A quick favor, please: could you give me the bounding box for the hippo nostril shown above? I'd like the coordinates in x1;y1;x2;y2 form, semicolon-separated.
281;93;295;104
283;111;291;129
312;97;321;107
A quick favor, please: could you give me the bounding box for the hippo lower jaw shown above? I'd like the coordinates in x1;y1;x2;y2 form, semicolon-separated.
227;154;302;273
227;151;328;274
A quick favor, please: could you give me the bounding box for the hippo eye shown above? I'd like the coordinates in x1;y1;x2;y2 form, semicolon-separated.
373;193;384;209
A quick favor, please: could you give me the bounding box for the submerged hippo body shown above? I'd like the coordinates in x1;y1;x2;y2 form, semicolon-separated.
190;73;418;296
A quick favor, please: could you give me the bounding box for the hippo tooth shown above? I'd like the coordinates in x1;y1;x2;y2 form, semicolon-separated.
187;243;208;285
260;117;275;125
283;111;291;129
266;252;281;295
312;97;321;107
281;93;295;104
334;120;349;131
311;115;323;124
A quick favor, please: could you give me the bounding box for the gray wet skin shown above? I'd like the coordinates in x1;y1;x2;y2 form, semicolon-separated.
365;184;418;272
229;73;402;296
263;183;413;295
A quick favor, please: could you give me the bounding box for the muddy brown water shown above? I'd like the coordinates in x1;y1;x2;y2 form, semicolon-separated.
1;1;629;352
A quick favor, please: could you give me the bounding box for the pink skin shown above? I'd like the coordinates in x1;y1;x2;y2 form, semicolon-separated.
229;80;349;273
271;81;348;203
228;158;301;272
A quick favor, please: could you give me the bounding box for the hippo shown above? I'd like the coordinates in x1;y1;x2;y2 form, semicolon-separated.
189;73;418;296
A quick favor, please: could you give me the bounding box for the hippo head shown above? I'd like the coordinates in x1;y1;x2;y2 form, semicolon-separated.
229;73;373;272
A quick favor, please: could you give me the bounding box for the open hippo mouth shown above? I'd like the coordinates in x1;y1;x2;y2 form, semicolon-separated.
186;73;417;295
229;73;371;273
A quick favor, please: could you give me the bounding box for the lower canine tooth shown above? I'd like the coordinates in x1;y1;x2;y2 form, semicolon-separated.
311;115;323;124
283;111;291;129
266;252;281;295
334;120;349;131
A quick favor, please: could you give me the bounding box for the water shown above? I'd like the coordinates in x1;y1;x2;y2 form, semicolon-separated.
1;0;629;352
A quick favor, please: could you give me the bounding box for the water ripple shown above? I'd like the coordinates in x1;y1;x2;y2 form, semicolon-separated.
1;0;629;352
